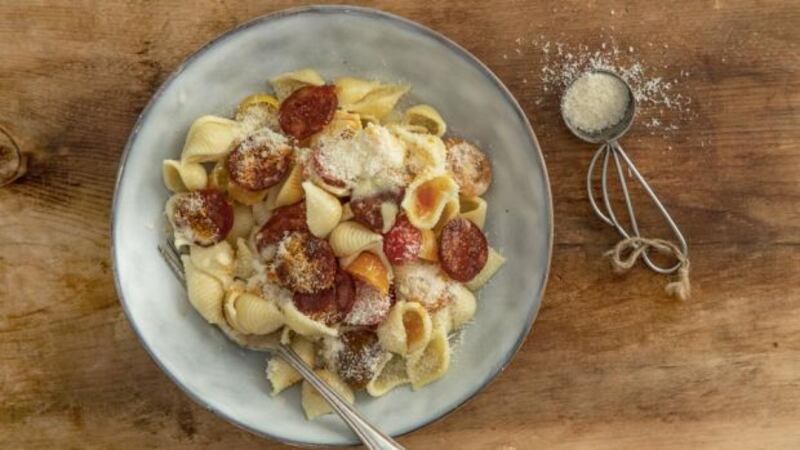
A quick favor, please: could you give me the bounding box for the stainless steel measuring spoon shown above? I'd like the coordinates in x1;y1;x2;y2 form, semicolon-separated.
561;69;688;274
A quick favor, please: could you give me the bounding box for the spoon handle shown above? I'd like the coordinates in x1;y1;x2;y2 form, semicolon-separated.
278;344;405;450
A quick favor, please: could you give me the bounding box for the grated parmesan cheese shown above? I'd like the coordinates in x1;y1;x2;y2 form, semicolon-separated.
562;72;630;133
394;261;448;310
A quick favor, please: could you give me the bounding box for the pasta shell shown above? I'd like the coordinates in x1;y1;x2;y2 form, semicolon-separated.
266;333;315;395
446;283;477;330
407;326;450;390
309;110;362;147
377;301;432;356
334;77;381;105
459;196;488;230
270;69;325;102
465;247;506;291
391;126;447;177
418;229;438;262
328;221;382;258
344;251;390;295
403;104;447;137
279;299;338;338
433;195;461;235
181;255;225;325
181;115;240;164
224;288;283;335
301;369;355;420
366;353;410;397
162;159;207;192
272;164;304;209
208;160;228;192
226;203;254;246
189;241;234;289
234;237;256;280
344;84;410;119
401;173;459;230
340;202;354;222
228;181;269;206
236;92;279;119
302;181;342;238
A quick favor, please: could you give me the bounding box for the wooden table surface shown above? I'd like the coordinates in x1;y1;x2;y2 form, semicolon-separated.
2;1;799;448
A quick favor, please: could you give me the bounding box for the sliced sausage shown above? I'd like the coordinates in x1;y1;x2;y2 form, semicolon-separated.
383;214;421;264
274;230;336;294
344;280;392;326
444;137;492;197
292;269;355;325
336;329;383;389
169;189;233;246
227;129;293;191
255;202;307;252
279;85;338;140
350;190;403;233
438;217;488;282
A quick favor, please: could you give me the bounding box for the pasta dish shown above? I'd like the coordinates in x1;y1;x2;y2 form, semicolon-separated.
161;69;505;419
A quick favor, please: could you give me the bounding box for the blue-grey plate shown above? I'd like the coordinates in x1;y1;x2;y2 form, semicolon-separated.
111;5;552;447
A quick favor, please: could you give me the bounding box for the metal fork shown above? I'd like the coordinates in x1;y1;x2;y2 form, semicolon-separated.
158;238;404;450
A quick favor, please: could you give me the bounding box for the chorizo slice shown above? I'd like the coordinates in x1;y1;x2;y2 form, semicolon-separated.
279;85;338;140
438;217;488;282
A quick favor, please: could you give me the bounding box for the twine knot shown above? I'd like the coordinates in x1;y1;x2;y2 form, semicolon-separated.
604;237;691;301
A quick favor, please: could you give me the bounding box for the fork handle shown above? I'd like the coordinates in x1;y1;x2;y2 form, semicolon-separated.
278;344;405;450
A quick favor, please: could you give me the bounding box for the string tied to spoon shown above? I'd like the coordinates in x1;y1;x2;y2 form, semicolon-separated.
562;69;691;301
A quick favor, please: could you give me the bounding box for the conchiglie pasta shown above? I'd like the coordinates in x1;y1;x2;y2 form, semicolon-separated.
181;255;225;325
366;353;410;397
403;104;447;137
465;247;506;291
235;93;279;130
407;326;450;390
418;229;438;262
270;69;325;102
302;181;342;238
272;164;304;209
208;160;229;192
446;283;477;330
328;221;382;258
343;249;392;295
401;173;459;230
224;287;283;335
391;126;447;176
280;299;338;338
340;202;354;222
189;242;234;287
228;181;270;206
335;77;409;119
309;111;362;147
377;301;432;356
162;159;207;192
234;238;256;280
181;115;240;164
301;369;355;420
226;204;255;246
266;333;315;395
459;196;488;230
433;195;461;234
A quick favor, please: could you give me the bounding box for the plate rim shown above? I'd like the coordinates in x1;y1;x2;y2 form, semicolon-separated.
110;4;553;447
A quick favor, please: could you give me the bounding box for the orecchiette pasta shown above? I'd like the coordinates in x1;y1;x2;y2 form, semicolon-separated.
302;181;342;238
163;69;506;420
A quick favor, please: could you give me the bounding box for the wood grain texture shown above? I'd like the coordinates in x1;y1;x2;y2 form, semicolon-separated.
1;0;799;448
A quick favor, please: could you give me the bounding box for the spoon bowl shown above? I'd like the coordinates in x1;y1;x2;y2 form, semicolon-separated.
561;69;637;144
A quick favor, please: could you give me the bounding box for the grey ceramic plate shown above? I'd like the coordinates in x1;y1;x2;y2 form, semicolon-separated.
111;5;552;447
